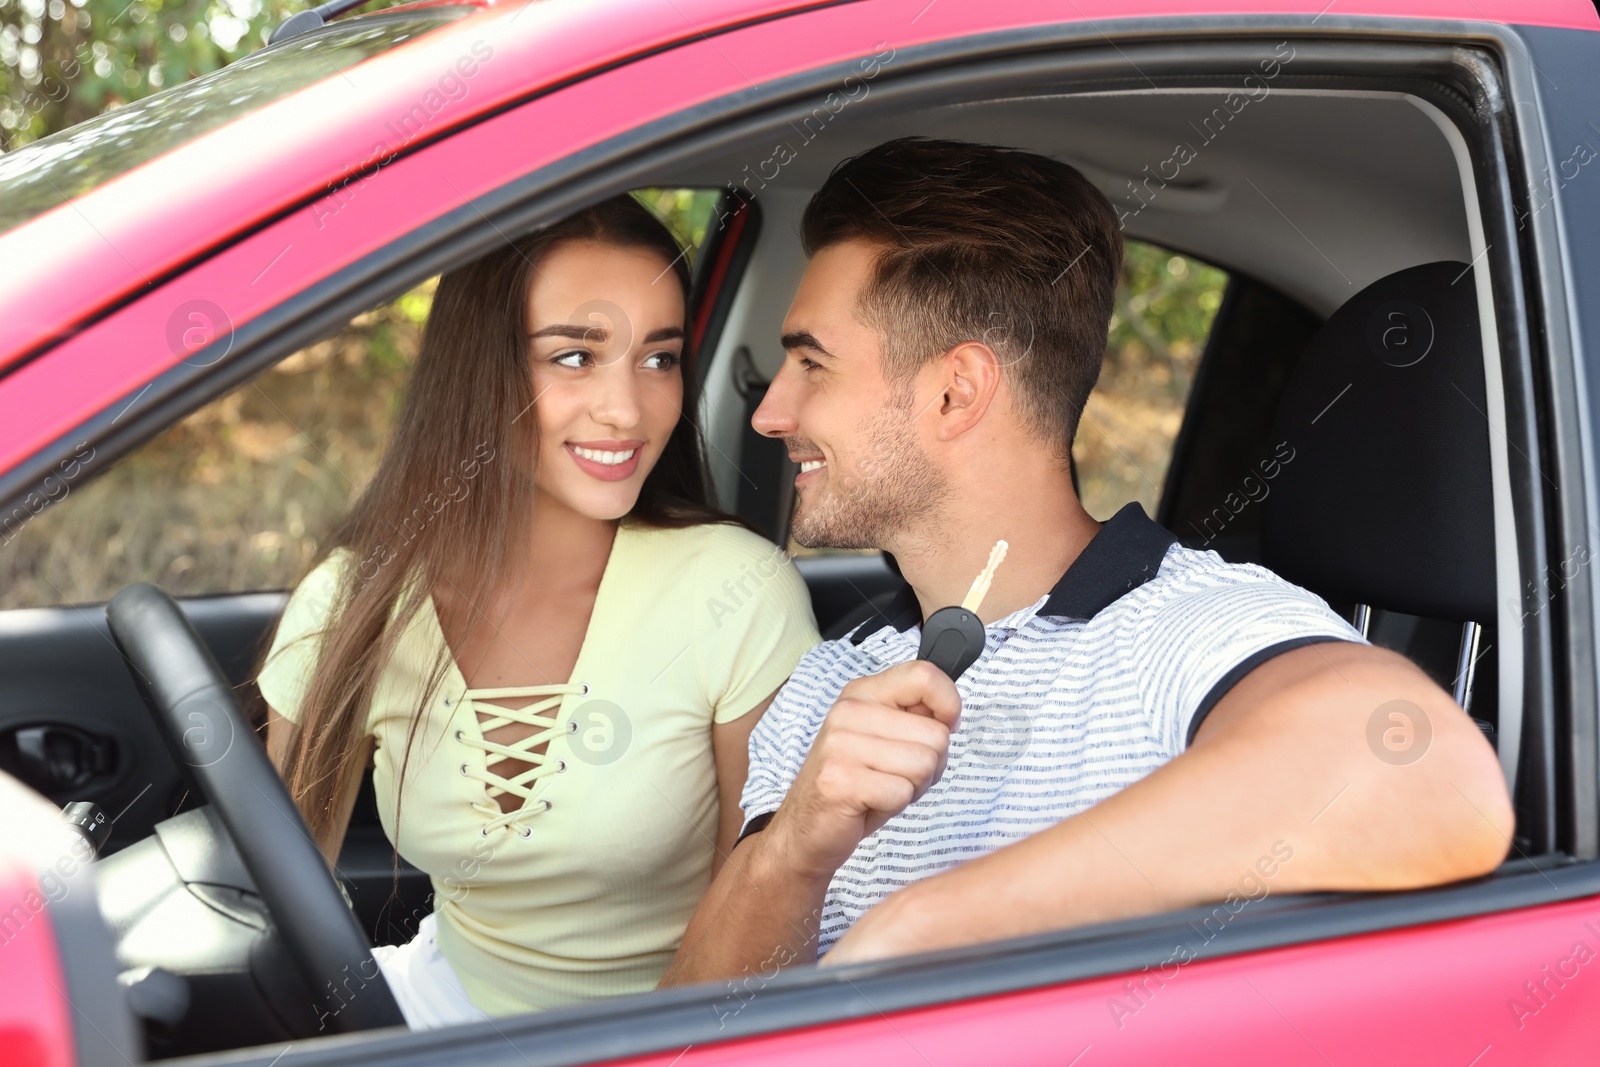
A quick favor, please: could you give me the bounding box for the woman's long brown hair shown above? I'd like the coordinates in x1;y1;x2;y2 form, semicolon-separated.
260;194;754;857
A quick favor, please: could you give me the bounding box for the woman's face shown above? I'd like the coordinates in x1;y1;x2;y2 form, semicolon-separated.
525;239;687;522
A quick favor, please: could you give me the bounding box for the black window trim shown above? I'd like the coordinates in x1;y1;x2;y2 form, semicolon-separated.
0;15;1587;1064
1510;25;1600;863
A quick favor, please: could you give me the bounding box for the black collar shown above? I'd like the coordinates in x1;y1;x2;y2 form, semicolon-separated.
847;502;1179;645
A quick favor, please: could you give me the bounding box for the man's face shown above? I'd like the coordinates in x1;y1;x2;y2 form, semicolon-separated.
752;239;946;549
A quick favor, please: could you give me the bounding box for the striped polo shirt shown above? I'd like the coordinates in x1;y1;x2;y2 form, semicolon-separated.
739;502;1364;956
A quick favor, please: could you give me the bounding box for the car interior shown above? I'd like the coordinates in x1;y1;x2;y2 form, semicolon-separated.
0;40;1564;1060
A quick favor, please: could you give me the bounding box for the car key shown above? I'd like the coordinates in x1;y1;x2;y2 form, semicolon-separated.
917;539;1007;681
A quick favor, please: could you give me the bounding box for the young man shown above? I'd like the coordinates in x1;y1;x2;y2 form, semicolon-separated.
662;137;1512;982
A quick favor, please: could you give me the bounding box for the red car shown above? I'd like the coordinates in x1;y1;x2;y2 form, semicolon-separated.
2;0;1600;1063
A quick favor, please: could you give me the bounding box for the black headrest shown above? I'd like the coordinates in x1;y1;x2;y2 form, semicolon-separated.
1260;260;1495;623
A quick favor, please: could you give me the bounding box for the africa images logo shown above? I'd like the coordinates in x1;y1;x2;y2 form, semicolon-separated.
1366;699;1432;766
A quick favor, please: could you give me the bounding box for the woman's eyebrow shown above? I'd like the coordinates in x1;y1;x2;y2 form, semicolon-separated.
529;324;596;340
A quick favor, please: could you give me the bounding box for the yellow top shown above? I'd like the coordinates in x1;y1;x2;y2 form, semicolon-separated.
257;519;820;1015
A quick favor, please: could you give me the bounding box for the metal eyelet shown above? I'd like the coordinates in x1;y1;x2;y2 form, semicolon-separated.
480;826;490;837
567;720;578;733
459;763;470;777
517;825;532;839
444;696;453;706
579;683;590;696
556;759;567;772
542;799;553;812
454;729;465;741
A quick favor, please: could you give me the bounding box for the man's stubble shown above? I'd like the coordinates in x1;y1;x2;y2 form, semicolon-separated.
788;398;949;551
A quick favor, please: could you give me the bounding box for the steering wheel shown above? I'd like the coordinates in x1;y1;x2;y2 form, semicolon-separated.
106;582;406;1035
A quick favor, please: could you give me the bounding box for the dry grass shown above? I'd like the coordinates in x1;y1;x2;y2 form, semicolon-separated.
1075;332;1203;521
1076;247;1226;521
0;294;427;608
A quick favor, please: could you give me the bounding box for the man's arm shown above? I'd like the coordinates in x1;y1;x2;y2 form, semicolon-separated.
660;660;961;987
821;642;1513;965
659;812;833;986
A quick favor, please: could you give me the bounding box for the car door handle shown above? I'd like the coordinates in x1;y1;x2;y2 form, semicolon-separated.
0;723;118;794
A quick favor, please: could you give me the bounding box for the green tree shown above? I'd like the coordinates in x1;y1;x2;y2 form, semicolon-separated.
0;0;392;152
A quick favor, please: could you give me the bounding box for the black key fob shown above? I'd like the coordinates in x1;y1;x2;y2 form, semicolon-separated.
918;605;986;681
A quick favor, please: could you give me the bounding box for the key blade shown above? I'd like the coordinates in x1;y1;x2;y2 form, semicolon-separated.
960;539;1009;613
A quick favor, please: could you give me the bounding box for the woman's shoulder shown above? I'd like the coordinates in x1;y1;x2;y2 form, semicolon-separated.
277;547;361;629
298;545;356;591
310;545;359;581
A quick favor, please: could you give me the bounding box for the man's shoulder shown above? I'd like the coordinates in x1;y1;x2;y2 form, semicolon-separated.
1140;541;1332;607
789;628;879;681
1119;541;1360;654
758;628;882;721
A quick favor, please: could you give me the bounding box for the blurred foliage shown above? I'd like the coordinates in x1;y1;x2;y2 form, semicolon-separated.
633;186;719;260
0;6;457;229
0;285;431;606
0;0;414;152
1109;245;1228;383
1075;242;1228;521
2;0;270;152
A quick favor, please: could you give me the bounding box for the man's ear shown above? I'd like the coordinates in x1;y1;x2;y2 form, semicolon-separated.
933;340;1003;441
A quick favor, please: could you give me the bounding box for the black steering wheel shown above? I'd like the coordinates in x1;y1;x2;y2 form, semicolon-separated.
106;582;406;1035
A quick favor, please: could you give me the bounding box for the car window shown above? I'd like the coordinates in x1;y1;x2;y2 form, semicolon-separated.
1075;241;1228;520
0;188;719;608
0;8;472;236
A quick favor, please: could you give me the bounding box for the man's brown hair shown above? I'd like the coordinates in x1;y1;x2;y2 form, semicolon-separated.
801;136;1123;465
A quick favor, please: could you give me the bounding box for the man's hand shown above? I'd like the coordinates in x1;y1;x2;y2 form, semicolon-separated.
767;660;962;881
660;660;960;988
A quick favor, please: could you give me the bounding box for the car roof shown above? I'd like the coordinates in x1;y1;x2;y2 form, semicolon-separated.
0;0;1594;372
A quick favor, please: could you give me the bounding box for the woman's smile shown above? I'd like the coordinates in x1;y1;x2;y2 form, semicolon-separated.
565;438;645;481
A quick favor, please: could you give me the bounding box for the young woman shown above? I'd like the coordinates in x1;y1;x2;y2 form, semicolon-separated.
256;194;819;1027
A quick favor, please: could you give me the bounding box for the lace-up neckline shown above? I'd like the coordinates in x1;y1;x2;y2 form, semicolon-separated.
457;682;588;835
427;522;634;837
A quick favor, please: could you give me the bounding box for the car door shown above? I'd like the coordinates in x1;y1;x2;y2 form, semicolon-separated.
3;2;1600;1066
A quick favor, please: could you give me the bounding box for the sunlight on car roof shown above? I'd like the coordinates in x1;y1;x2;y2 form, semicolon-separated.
0;7;471;236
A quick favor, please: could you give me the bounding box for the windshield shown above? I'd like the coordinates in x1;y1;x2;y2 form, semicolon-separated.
0;8;472;236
